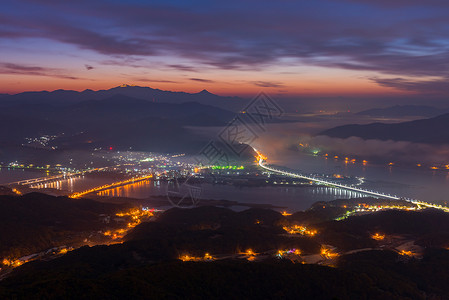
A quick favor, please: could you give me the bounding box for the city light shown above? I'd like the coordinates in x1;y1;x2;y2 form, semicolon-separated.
371;233;385;241
399;250;414;257
103;208;155;240
211;165;244;170
321;246;339;259
179;253;215;262
283;225;317;236
277;249;301;258
254;149;267;162
70;174;153;198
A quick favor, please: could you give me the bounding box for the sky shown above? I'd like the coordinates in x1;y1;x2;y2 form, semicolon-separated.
1;0;449;97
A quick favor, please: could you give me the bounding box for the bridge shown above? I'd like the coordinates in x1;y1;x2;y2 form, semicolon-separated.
258;158;400;200
257;157;449;212
8;173;81;186
5;166;118;187
70;174;153;198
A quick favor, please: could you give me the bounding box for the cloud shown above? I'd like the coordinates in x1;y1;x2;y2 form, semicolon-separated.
84;64;94;70
48;24;156;56
302;135;449;164
317;51;449;78
251;81;284;88
341;0;449;8
0;62;79;80
2;0;449;91
189;78;215;83
167;64;197;72
371;77;449;93
100;57;145;68
134;78;179;84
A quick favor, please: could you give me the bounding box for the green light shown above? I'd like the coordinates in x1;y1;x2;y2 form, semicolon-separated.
141;158;154;162
211;165;244;170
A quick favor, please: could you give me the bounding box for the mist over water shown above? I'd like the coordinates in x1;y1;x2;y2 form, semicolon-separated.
190;114;449;205
252;122;449;204
271;151;449;203
2;113;448;209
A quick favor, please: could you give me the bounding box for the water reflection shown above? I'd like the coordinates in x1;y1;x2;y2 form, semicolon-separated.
96;180;371;211
309;186;368;199
97;180;156;198
31;176;83;192
0;168;50;185
276;152;449;203
29;176;119;193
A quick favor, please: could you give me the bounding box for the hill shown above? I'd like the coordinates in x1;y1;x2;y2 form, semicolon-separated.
0;86;286;156
3;205;449;298
320;113;449;144
0;258;429;299
0;193;132;258
0;94;238;153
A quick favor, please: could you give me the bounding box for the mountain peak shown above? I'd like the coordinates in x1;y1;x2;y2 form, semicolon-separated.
198;89;213;95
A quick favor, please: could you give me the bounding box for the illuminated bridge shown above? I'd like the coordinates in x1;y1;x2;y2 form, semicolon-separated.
6;166;117;187
7;173;82;186
258;158;449;212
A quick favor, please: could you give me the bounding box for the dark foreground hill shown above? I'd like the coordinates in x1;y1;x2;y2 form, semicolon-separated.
2;255;439;300
3;202;449;299
0;193;131;258
320;113;449;144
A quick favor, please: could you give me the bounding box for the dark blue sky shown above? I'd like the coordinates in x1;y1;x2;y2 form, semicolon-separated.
1;0;449;96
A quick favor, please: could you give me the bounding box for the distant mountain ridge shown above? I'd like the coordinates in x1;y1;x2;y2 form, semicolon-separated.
63;94;236;124
320;113;449;144
0;86;286;157
0;85;245;111
0;94;238;152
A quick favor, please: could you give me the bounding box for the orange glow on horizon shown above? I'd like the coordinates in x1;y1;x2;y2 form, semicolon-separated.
0;70;419;97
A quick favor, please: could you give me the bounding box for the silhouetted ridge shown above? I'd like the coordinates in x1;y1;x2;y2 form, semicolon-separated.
320;113;449;144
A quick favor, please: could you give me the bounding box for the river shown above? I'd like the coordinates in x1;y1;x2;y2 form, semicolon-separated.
2;151;448;211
